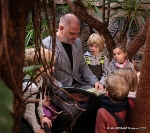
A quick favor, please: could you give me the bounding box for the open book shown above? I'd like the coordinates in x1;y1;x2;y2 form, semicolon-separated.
62;87;105;97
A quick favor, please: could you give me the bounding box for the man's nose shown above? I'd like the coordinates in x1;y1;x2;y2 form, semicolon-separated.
73;33;78;39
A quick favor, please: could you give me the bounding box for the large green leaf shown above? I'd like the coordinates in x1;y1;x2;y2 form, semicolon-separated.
23;65;41;76
94;5;102;22
0;80;13;133
138;11;146;24
105;9;122;20
25;29;34;48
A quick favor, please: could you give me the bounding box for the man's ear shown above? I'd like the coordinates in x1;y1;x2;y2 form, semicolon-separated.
60;26;64;30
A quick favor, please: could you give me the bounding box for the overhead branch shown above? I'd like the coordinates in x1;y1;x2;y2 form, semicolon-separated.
76;0;87;11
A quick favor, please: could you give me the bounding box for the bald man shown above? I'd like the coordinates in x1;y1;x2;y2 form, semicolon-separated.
43;13;104;132
44;13;103;90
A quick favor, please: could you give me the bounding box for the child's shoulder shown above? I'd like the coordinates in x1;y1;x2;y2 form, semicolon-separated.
127;59;134;68
108;59;115;65
22;75;37;91
97;108;112;117
84;51;90;56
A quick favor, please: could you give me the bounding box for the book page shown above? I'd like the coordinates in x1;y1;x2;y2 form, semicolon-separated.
87;88;105;95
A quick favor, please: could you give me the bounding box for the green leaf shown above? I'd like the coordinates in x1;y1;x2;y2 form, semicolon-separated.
128;18;134;32
143;8;150;14
0;81;13;133
138;11;146;24
106;0;125;7
93;5;102;22
25;29;34;48
105;9;122;20
23;65;41;76
134;17;140;31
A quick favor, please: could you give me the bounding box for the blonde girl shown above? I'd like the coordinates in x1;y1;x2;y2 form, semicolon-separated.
84;33;110;85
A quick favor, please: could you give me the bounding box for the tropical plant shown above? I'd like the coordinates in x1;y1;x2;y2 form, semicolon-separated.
0;81;13;133
23;65;41;76
79;0;150;43
25;13;49;48
104;0;150;42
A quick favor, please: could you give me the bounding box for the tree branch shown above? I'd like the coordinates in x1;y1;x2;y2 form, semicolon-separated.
127;17;150;59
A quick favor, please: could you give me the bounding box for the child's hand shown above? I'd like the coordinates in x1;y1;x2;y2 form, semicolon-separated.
42;97;50;106
42;99;50;106
40;116;52;128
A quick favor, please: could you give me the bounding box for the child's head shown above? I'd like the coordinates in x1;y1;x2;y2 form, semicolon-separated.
113;44;127;64
115;67;138;92
24;47;55;73
105;73;129;102
87;33;105;56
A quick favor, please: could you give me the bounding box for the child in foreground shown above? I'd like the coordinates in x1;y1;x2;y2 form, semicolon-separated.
84;33;110;86
95;73;129;133
22;47;54;133
115;67;138;109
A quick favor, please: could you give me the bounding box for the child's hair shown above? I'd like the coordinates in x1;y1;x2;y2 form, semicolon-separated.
87;33;105;51
115;67;138;92
24;47;54;66
113;44;127;53
105;73;129;102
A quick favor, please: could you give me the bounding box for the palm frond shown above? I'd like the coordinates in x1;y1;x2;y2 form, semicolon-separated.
23;65;41;76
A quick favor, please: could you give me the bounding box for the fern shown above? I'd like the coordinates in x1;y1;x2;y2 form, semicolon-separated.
23;65;41;76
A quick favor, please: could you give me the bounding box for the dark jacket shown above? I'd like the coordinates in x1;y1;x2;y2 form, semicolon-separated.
95;96;129;133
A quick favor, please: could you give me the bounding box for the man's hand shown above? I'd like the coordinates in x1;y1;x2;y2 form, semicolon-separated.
94;82;104;90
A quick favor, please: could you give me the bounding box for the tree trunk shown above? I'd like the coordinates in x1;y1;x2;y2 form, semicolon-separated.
65;0;115;58
127;17;150;59
0;0;35;132
129;20;150;133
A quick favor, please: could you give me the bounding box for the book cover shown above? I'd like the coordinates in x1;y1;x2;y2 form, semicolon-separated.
62;87;105;97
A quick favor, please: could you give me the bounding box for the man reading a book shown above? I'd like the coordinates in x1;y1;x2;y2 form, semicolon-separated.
43;13;104;133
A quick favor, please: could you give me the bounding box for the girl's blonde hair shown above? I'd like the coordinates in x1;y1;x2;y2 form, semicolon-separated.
115;67;138;92
105;73;129;102
24;47;54;66
87;33;105;51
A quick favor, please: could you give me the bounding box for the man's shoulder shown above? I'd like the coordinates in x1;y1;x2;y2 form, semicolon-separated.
42;36;51;48
73;38;83;51
74;38;82;45
42;36;51;43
